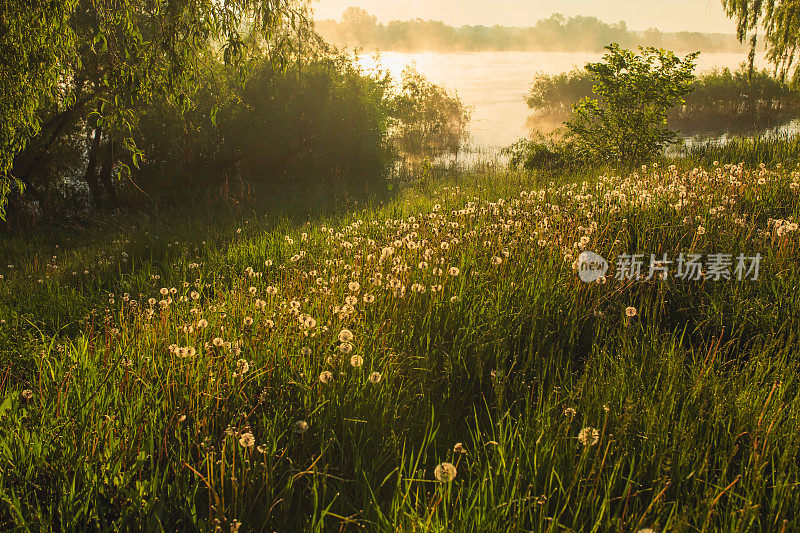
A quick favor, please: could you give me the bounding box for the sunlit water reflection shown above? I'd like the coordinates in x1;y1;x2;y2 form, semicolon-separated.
356;51;773;154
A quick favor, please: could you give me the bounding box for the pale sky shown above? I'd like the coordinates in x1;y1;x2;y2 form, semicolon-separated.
310;0;738;34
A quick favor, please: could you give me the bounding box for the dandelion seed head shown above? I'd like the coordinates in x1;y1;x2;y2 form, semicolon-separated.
434;462;457;482
578;427;600;447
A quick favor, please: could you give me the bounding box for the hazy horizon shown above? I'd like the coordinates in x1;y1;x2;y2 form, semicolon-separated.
311;0;738;34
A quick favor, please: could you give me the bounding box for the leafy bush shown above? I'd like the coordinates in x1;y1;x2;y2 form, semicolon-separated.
526;65;800;136
389;65;472;161
502;135;582;172
565;44;698;167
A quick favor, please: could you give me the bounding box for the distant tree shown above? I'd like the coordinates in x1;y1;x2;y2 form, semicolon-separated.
566;44;698;167
341;7;378;46
643;28;664;47
722;0;800;82
391;66;471;160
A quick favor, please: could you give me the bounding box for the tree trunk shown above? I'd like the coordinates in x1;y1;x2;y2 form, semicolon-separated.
84;121;104;208
99;139;118;207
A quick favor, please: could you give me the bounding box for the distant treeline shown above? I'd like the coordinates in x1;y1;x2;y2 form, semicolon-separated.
315;8;748;53
526;67;800;136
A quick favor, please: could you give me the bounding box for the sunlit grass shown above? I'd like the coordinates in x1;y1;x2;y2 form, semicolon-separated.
0;162;798;531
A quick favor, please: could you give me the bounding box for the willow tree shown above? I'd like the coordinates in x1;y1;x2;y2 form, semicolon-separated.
722;0;800;82
0;0;78;219
0;0;302;219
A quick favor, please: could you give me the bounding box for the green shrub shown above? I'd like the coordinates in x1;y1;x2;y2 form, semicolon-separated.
565;44;698;167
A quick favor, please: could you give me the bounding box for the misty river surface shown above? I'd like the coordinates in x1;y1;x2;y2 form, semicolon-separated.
356;51;770;150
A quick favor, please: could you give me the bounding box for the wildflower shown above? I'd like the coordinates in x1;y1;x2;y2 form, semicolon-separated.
363;294;375;303
434;462;457;482
564;407;576;417
239;433;256;448
448;266;460;276
197;319;208;328
696;226;706;236
350;355;364;367
212;337;224;347
368;371;381;383
453;442;467;453
337;342;353;355
338;329;354;343
21;389;34;400
578;427;600;447
348;281;360;292
625;306;637;317
236;359;250;375
243;316;254;327
319;371;333;383
293;420;309;434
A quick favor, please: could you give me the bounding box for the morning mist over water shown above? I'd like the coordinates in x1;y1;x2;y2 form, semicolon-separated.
357;51;770;148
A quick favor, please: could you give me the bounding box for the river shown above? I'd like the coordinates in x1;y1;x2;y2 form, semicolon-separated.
356;51;771;149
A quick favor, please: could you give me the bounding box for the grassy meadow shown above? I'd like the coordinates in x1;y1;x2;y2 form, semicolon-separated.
0;159;798;531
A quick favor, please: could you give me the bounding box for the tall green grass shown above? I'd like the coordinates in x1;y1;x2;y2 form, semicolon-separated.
0;162;798;531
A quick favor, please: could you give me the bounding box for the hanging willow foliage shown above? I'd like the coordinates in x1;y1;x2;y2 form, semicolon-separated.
722;0;800;82
0;0;306;220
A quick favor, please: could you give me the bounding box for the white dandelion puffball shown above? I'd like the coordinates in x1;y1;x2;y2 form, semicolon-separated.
293;420;309;434
578;427;600;447
625;306;637;317
339;342;354;355
368;371;381;383
319;371;333;384
434;462;457;482
350;355;364;368
338;328;354;343
238;432;255;448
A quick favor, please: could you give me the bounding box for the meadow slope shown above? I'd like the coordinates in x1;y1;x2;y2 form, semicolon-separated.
0;164;798;531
